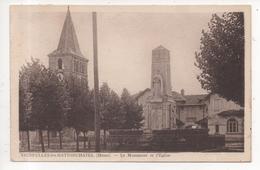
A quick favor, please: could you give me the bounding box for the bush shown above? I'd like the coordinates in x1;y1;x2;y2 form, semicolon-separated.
151;129;209;151
108;129;143;150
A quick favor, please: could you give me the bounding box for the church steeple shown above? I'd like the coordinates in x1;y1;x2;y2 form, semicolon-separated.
48;7;88;84
49;6;84;58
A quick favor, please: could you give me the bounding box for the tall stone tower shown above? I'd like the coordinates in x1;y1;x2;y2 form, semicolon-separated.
48;7;88;87
146;45;176;130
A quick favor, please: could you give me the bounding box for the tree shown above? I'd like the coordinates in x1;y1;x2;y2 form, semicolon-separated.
99;83;111;131
121;88;143;129
43;71;69;150
67;76;94;151
20;58;69;152
99;83;124;148
195;12;244;106
19;74;31;151
20;58;47;152
80;88;94;149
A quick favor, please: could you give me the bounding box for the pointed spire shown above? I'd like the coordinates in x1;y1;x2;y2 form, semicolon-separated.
49;7;84;58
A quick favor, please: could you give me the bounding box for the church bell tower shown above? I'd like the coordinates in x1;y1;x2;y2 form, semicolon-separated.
48;7;88;87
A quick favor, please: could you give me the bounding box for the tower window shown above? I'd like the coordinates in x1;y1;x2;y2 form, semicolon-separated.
80;62;83;73
82;63;85;73
58;58;63;69
75;61;79;72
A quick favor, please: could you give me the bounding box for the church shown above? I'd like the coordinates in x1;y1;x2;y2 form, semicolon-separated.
48;7;88;88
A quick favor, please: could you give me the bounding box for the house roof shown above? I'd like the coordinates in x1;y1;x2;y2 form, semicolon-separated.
196;117;208;124
176;119;185;127
49;7;85;59
134;88;187;101
172;91;186;101
134;88;209;106
217;109;244;117
132;88;151;100
181;94;208;105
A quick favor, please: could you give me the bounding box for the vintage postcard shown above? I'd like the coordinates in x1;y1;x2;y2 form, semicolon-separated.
10;5;251;162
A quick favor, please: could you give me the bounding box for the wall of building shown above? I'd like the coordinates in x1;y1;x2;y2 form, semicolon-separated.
208;115;244;137
207;94;244;142
177;105;206;126
207;94;242;116
136;90;152;129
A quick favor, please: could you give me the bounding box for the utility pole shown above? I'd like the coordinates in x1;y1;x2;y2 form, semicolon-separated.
92;11;100;152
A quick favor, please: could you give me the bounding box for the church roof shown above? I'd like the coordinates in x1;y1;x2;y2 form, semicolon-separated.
49;7;84;58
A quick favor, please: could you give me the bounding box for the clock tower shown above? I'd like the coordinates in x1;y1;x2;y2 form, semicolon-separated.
48;7;88;87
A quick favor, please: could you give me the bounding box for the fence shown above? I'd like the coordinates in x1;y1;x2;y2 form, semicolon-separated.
20;129;226;152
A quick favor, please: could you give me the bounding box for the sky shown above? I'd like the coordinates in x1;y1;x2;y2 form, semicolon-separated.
11;6;214;95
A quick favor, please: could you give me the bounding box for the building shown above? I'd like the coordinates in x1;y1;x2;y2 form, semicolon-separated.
48;7;88;87
175;91;208;128
206;94;244;149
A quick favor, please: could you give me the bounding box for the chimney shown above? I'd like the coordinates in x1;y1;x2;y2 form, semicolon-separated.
181;89;185;96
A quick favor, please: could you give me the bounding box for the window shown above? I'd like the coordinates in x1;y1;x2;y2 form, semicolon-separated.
215;125;219;134
227;118;238;133
58;58;62;69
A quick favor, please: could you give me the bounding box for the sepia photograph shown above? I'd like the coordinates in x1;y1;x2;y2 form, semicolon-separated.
10;5;251;161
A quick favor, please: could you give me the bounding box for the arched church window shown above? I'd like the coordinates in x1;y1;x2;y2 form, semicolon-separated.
227;118;238;133
58;58;63;69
